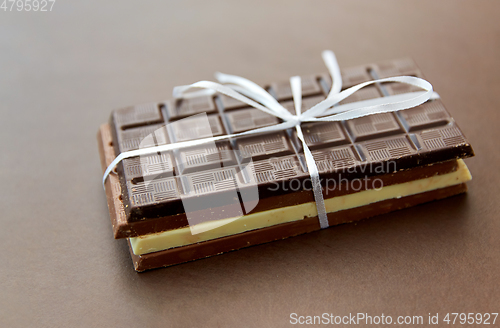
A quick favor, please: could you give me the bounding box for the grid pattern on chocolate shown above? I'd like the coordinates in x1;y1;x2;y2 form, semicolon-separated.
166;114;225;142
108;58;472;222
166;95;217;120
345;112;404;141
340;65;373;88
269;74;323;100
374;58;422;78
339;86;381;105
175;141;236;174
300;121;349;149
127;177;180;206
225;108;279;133
123;153;174;181
116;124;169;152
112;103;164;129
237;132;295;161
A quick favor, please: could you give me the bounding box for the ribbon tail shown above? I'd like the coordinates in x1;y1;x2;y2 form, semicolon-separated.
296;126;329;229
291;75;329;229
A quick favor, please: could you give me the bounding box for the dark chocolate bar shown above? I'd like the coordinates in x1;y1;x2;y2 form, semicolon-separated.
98;125;462;238
104;58;473;239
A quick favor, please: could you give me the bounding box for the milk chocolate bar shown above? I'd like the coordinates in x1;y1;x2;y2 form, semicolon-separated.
97;57;474;271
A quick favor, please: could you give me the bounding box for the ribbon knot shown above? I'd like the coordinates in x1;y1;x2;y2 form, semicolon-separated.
287;115;302;126
103;50;438;230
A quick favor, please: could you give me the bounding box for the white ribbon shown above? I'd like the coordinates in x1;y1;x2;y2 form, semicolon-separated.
102;50;438;229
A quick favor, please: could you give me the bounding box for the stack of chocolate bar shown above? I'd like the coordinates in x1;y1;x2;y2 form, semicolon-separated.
97;57;474;271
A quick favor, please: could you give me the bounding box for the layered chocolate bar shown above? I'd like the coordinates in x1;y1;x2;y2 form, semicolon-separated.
97;57;474;271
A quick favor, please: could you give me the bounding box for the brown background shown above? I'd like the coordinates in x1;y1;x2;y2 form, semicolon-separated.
1;1;499;327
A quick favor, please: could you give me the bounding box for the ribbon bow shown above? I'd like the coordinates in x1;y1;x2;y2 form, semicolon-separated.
103;50;437;229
